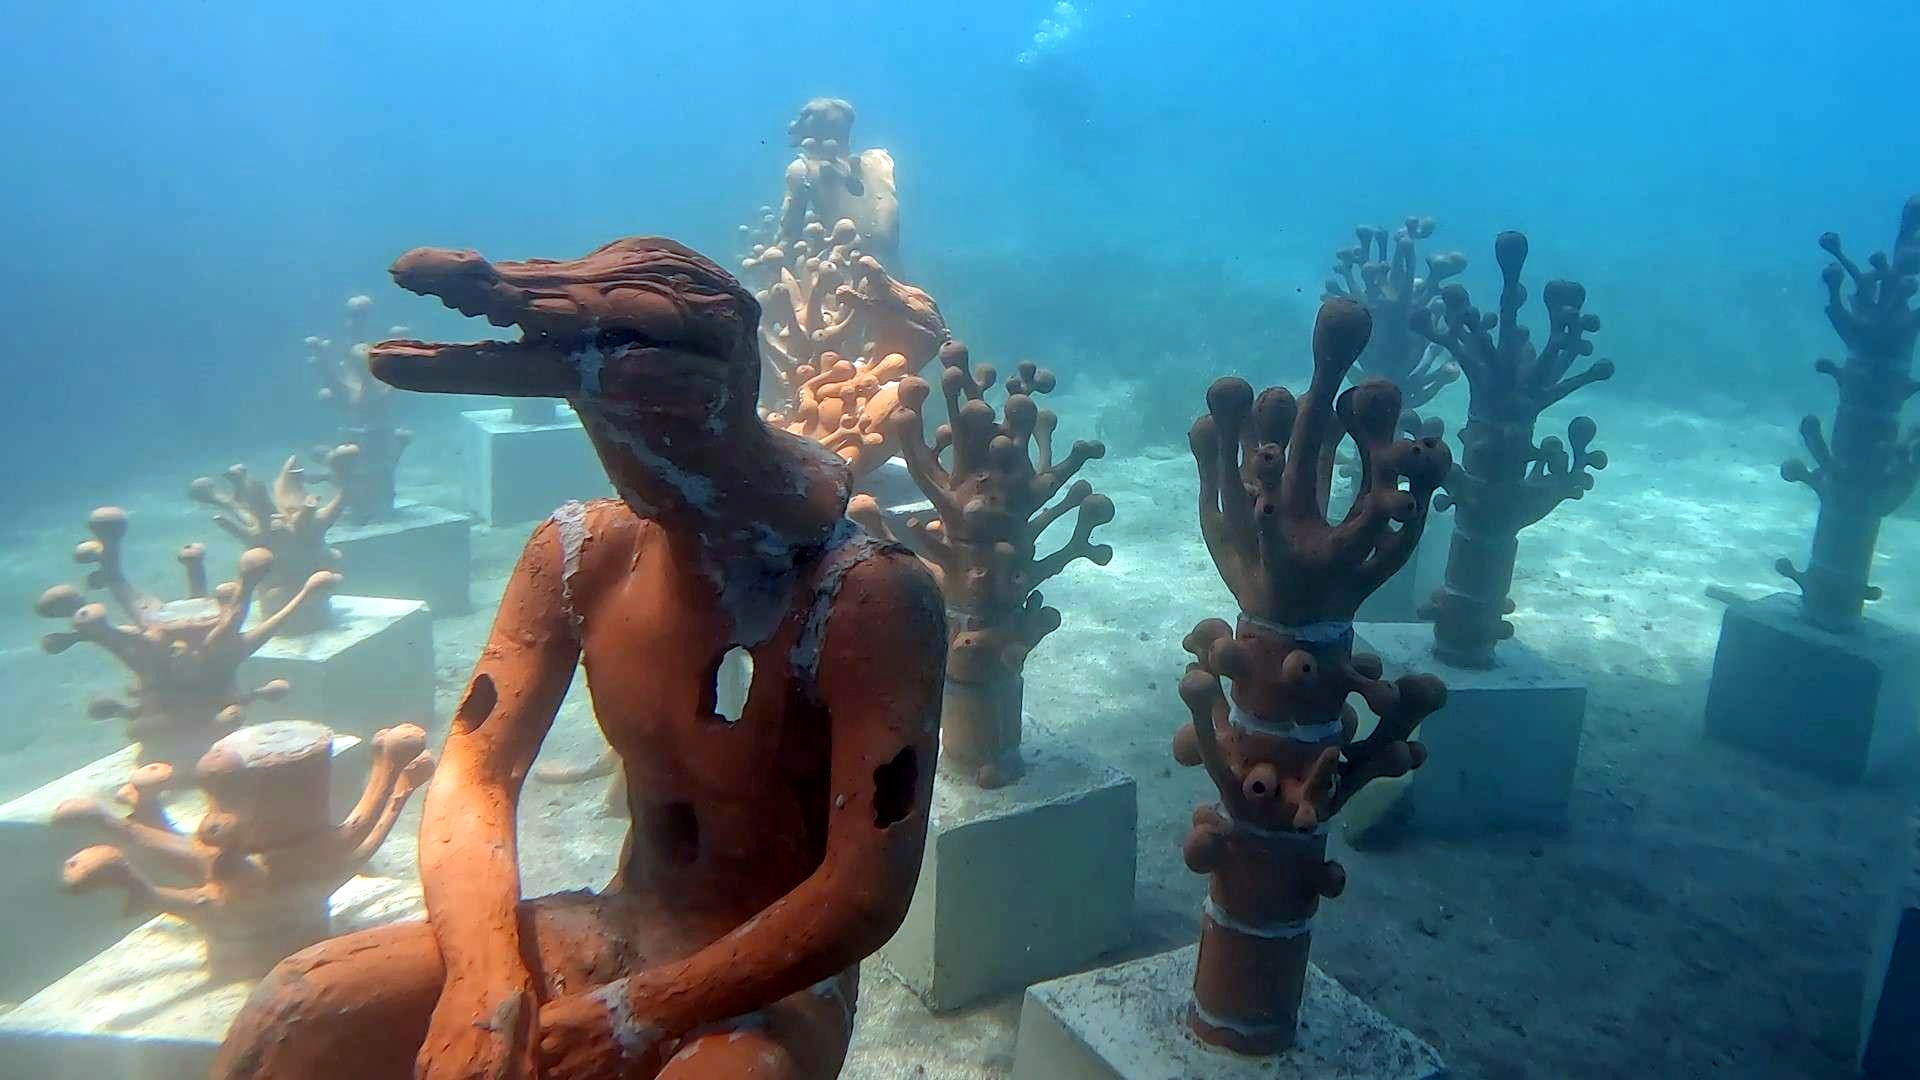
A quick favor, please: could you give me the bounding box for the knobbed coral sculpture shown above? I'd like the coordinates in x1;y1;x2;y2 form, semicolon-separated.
1323;215;1467;431
308;295;415;522
35;507;331;769
1174;298;1450;1053
747;219;949;436
56;719;432;978
1411;230;1614;667
850;344;1113;787
190;457;346;635
1777;196;1920;630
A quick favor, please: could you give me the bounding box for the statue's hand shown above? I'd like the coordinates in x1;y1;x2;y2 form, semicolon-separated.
416;979;540;1080
538;982;667;1080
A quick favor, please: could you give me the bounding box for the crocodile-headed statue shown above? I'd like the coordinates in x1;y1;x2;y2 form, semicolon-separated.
214;236;947;1080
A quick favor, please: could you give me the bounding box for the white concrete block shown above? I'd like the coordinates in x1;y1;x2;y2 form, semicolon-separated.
876;740;1137;1011
0;736;364;1002
1012;945;1444;1080
329;500;472;616
1354;622;1586;833
461;407;611;524
0;875;422;1080
1706;593;1920;783
241;595;434;736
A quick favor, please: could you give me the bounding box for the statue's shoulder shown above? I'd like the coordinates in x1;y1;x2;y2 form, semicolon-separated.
529;498;654;576
810;520;944;631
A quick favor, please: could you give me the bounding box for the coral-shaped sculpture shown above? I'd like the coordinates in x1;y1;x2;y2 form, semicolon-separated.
34;507;332;768
1410;231;1615;667
55;720;433;978
190;457;345;636
308;295;415;523
1777;196;1920;630
850;344;1113;787
744;218;951;461
1174;298;1450;1053
1324;216;1467;431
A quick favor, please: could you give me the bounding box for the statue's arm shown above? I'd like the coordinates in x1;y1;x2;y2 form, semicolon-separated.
623;548;945;1036
416;515;584;1076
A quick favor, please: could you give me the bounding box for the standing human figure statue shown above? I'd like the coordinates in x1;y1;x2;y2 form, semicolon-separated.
778;97;902;266
213;237;947;1079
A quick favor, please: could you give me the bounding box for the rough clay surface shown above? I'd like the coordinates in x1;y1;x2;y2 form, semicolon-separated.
1014;945;1443;1080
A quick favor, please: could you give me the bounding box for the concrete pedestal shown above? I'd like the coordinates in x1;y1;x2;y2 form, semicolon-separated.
0;737;365;1002
461;407;610;525
329;500;472;616
1352;623;1586;834
876;741;1137;1011
1862;807;1920;1077
241;595;434;735
1012;945;1444;1080
1705;593;1919;783
0;875;421;1080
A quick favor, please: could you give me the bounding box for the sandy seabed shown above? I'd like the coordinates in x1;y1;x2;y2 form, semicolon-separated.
2;382;1915;1080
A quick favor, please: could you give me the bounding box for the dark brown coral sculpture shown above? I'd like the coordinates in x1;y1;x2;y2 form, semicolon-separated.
35;507;332;769
56;719;433;978
190;457;346;635
308;295;415;522
1777;196;1920;630
1411;230;1614;667
850;345;1113;787
1174;298;1449;1053
1324;215;1467;432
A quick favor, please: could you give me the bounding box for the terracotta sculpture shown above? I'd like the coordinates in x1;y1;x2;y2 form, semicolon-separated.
746;220;949;438
190;457;347;636
1411;231;1614;667
56;719;432;978
1173;298;1450;1052
34;507;331;769
1777;196;1920;629
309;295;414;522
214;236;947;1080
775;98;900;267
849;345;1113;788
1323;216;1466;437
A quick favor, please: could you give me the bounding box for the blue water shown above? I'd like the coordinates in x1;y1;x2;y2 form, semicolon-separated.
4;0;1915;507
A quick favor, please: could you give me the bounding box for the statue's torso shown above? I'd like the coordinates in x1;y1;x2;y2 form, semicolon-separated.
562;502;839;946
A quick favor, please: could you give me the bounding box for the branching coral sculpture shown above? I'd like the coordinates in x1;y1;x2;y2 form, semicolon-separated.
308;295;414;522
850;344;1112;787
55;720;433;978
1324;216;1467;431
746;219;950;438
35;508;332;768
1410;231;1614;667
1173;298;1450;1053
1777;196;1920;630
190;457;345;636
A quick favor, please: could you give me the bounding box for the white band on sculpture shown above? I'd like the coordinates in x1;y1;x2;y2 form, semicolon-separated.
1203;897;1314;939
1238;611;1353;647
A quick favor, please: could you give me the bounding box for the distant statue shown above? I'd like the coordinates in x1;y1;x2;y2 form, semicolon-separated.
778;98;901;266
213;237;947;1079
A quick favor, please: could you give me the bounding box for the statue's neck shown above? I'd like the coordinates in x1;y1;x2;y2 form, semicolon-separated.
575;402;851;641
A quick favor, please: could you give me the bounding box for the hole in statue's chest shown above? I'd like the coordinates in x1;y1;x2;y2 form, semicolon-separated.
704;646;755;724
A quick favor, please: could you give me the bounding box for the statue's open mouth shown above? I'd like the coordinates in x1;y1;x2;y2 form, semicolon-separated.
365;240;735;402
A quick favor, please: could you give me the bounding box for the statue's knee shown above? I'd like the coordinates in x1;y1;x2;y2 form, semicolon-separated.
212;964;320;1076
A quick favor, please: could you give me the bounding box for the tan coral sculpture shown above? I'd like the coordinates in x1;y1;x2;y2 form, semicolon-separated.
56;720;433;978
190;457;346;635
35;507;333;769
852;344;1113;787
